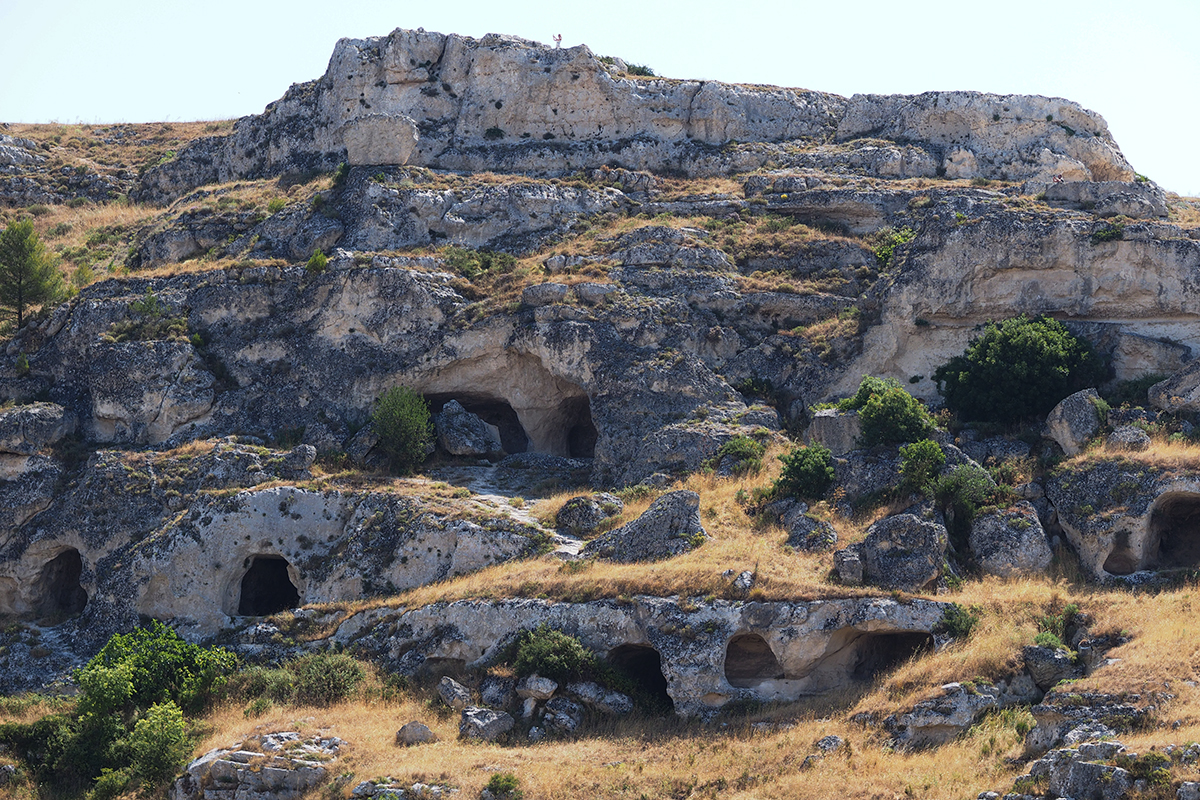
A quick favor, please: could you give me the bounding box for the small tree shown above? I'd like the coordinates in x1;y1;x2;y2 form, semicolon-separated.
934;315;1105;423
371;386;433;475
0;219;64;327
837;376;934;446
773;443;835;500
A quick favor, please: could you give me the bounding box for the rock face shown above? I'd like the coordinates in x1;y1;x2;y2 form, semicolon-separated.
136;29;1132;203
583;490;707;562
435;399;502;456
836;507;948;592
1045;389;1103;456
172;732;343;800
333;595;948;716
969;502;1053;577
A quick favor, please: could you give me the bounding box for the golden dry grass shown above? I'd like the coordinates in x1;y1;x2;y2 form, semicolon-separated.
1062;436;1200;472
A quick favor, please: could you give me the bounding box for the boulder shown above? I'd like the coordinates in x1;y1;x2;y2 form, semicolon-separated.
566;681;634;715
582;490;707;563
516;674;558;701
437;676;471;711
555;493;623;536
458;706;515;741
1150;363;1200;413
1106;425;1150;452
435;400;502;457
833;548;864;585
804;408;861;455
396;721;438;746
521;283;570;307
784;509;838;552
1023;645;1083;692
969;502;1053;577
542;696;584;733
1045;389;1102;456
843;507;948;592
479;675;517;709
0;402;75;455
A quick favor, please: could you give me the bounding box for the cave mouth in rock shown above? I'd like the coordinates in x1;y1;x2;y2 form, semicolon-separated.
724;633;785;688
1104;530;1138;575
850;632;934;681
608;644;673;712
427;391;598;458
428;394;529;454
36;549;88;619
237;556;300;616
1151;493;1200;571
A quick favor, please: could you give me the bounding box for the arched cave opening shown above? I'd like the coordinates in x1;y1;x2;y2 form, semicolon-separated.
36;549;88;619
1103;530;1139;575
1150;493;1200;570
608;643;673;712
237;556;300;616
563;395;598;459
428;394;529;454
426;392;598;458
850;632;934;681
724;633;785;688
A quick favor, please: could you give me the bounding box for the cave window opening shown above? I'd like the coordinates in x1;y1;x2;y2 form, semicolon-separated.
608;644;673;712
37;549;88;620
564;396;598;458
1104;530;1139;575
850;632;934;681
237;556;300;616
1150;494;1200;571
724;633;785;688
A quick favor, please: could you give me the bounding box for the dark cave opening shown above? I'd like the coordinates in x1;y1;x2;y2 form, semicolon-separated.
36;549;88;619
428;394;529;454
1151;493;1200;571
849;631;934;681
563;395;598;458
724;633;785;688
237;556;300;616
608;643;673;711
1104;530;1139;575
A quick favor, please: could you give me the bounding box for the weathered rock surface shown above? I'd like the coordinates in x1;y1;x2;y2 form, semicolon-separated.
0;403;75;456
836;506;947;592
969;502;1053;577
396;720;438;745
459;706;515;741
172;732;343;800
555;492;623;536
438;676;472;710
583;490;706;562
804;408;861;455
1045;389;1103;456
888;675;1040;746
435;400;502;456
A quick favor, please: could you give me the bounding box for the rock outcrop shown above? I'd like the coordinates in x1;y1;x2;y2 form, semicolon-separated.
583;490;707;563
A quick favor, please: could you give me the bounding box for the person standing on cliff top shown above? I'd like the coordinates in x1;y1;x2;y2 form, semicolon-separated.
553;34;562;48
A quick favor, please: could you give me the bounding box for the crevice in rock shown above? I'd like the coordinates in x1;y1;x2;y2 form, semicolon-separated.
608;643;672;711
237;555;300;616
724;633;785;688
1150;492;1200;571
36;548;88;619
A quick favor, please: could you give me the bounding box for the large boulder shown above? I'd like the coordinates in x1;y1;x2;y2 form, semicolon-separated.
434;400;502;457
1149;362;1200;413
838;506;947;592
804;408;861;455
582;490;707;563
969;502;1053;577
459;706;515;741
437;676;472;711
556;493;623;536
1045;389;1102;456
0;402;75;455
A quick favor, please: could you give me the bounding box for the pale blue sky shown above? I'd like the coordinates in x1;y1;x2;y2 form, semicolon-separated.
2;0;1196;194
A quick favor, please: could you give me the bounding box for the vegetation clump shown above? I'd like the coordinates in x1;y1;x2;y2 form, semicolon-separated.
511;624;597;683
371;386;433;475
934;315;1105;423
0;218;65;328
899;438;946;495
712;435;766;476
773;443;835;500
837;376;935;446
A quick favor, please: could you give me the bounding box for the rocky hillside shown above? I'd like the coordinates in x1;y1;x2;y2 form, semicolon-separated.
3;27;1200;800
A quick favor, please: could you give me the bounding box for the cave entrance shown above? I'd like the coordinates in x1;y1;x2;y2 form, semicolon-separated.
850;632;934;681
1151;493;1200;571
1104;530;1139;575
563;396;598;458
36;549;88;619
608;644;673;712
428;394;529;454
237;556;300;616
724;633;784;688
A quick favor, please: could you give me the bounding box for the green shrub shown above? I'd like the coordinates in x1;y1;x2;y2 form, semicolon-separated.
625;64;655;77
867;226;916;267
837;376;934;446
486;772;523;799
306;249;328;274
715;435;766;475
934;464;1001;539
934;603;979;639
1104;373;1166;408
128;701;189;784
371;386;433;475
1090;221;1125;243
933;315;1105;423
899;439;945;495
484;127;505;140
1034;631;1066;650
267;197;287;214
442;246;517;279
512;625;596;683
773;443;835;500
287;652;364;706
90;767;133;800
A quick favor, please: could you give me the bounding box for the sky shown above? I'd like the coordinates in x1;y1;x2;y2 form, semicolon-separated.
2;0;1197;195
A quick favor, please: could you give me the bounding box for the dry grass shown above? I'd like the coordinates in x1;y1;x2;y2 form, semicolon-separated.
1166;193;1200;228
1062;436;1200;472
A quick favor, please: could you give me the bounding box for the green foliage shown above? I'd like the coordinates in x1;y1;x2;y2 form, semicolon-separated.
0;218;65;327
512;625;596;683
899;439;946;495
442;246;517;279
934;315;1105;423
267;197;287;213
838;376;934;446
1034;631;1066;650
1090;221;1125;243
868;226;916;267
128;702;189;784
306;249;328;274
332;162;350;188
934;603;979;639
89;767;132;800
371;386;433;475
102;291;189;343
287;652;365;706
714;435;766;476
773;443;835;500
15;352;30;376
934;464;997;520
1104;374;1166;408
486;772;523;799
625;63;655;76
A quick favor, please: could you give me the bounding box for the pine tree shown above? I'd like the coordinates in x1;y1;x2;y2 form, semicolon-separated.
0;219;63;327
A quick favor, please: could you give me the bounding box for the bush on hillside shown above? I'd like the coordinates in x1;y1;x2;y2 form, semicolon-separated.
837;376;935;446
371;386;433;475
773;443;835;500
899;439;946;495
512;625;596;683
933;315;1105;423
